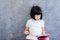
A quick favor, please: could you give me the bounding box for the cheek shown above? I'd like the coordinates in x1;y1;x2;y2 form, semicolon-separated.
34;15;41;19
35;16;40;19
37;16;40;18
38;15;41;19
35;16;37;19
40;16;41;18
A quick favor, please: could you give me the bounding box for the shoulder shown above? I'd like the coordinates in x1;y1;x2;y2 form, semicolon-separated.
41;19;44;22
40;19;45;23
26;19;32;27
26;18;32;23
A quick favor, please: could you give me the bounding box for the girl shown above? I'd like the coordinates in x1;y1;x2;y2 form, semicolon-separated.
24;6;49;40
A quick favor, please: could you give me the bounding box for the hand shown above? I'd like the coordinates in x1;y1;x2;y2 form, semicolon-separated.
42;33;50;36
24;31;29;35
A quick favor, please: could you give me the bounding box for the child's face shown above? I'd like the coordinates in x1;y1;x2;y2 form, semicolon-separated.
34;14;41;20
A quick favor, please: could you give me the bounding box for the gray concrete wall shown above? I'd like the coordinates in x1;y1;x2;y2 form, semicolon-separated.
0;0;60;40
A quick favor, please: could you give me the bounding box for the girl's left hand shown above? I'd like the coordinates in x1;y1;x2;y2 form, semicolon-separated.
42;33;50;36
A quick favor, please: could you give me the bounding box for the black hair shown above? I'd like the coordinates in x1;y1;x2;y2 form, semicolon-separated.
30;6;42;20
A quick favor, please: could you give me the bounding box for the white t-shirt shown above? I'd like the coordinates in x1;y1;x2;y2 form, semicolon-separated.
26;18;45;36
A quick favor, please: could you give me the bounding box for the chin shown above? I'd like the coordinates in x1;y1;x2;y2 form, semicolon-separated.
36;19;40;20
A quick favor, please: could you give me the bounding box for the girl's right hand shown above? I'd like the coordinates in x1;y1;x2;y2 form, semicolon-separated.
24;31;29;35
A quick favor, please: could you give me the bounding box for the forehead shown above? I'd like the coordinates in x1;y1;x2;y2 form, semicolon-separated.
35;14;41;16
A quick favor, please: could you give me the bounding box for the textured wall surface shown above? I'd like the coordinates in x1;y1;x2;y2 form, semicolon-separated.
0;0;60;40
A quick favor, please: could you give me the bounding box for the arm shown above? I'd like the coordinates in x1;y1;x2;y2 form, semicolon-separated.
42;26;45;35
42;26;50;36
24;20;30;35
24;26;29;35
41;20;50;36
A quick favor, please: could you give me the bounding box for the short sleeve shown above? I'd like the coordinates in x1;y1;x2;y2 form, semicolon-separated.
26;20;30;27
41;20;45;27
